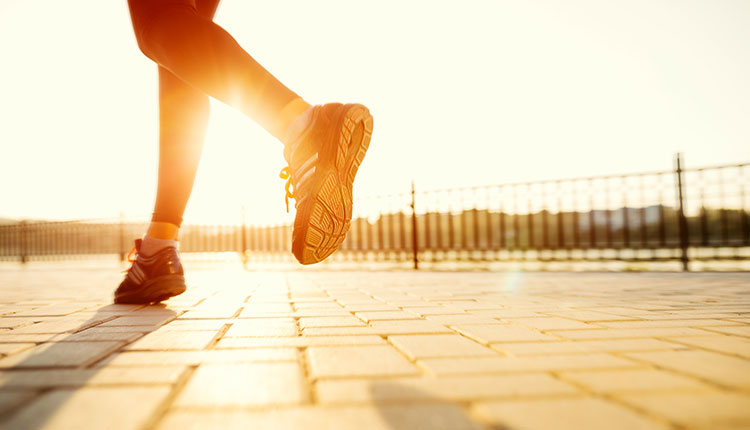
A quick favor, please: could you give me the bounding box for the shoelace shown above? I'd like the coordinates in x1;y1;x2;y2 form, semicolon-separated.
279;166;295;212
122;244;138;273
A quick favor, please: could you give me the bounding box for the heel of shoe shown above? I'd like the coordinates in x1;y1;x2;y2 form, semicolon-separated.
114;274;186;304
342;104;373;185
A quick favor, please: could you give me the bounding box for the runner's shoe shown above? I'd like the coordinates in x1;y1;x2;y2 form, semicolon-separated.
114;238;186;304
280;103;374;264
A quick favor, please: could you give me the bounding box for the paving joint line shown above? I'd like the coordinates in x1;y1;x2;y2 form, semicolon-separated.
548;369;682;430
141;365;199;430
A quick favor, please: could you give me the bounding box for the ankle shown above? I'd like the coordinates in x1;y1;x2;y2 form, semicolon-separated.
276;98;312;143
140;235;179;258
147;222;179;241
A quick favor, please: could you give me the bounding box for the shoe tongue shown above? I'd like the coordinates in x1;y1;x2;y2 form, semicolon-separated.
134;238;143;251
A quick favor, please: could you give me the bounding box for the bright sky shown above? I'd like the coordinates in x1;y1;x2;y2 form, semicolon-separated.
1;0;748;224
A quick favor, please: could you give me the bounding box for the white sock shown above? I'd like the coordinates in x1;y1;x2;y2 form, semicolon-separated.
140;235;179;257
284;106;315;143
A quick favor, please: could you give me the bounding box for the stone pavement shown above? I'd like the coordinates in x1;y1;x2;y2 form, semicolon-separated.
0;264;749;429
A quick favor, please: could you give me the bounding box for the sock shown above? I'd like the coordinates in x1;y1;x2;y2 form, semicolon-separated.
140;235;179;257
282;105;315;162
276;98;312;143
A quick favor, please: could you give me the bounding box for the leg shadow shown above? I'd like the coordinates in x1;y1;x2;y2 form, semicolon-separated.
0;304;177;429
368;380;486;430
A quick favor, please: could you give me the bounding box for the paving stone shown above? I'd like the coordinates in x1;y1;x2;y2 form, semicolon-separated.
700;326;750;337
307;345;419;378
0;317;53;329
292;309;353;317
294;301;341;309
470;309;545;318
649;313;748;320
88;304;143;313
343;304;401;312
442;302;501;311
158;404;482;430
157;319;231;331
452;324;558;344
124;330;218;350
3;269;750;429
597;319;743;329
98;315;176;328
57;328;142;342
3;387;170;430
0;343;35;356
316;374;579;403
0;366;185;387
0;333;63;343
495;339;686;356
663;335;750;359
8;317;110;334
618;391;750;426
368;321;453;335
0;341;123;368
403;307;466;316
553;327;712;340
355;311;421;322
179;307;241;319
299;316;367;329
425;315;501;325
224;320;297;337
419;354;638;376
129;307;184;316
561;368;709;392
512;317;599;330
389;334;497;359
302;326;380;336
175;362;307;407
474;397;666;430
216;335;386;348
0;390;36;416
624;350;750;388
385;301;435;308
541;310;638;322
100;349;297;366
241;303;294;315
10;303;96;317
583;307;670;318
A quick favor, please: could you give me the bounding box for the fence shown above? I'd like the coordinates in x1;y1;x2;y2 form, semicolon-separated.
1;155;748;270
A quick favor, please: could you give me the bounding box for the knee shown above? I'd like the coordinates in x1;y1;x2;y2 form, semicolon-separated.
128;0;198;60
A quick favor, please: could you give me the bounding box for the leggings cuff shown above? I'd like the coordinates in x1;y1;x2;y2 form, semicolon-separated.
151;212;183;228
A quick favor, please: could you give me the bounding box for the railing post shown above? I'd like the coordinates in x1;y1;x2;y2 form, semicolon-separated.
118;212;125;262
19;220;28;264
241;206;248;268
411;181;419;270
675;153;689;271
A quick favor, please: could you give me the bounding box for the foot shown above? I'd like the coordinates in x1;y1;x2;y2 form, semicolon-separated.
280;103;374;264
114;238;186;304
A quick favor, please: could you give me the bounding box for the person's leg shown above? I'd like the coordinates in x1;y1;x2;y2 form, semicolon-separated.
145;0;219;246
122;0;374;271
115;0;217;303
127;0;309;141
144;67;208;242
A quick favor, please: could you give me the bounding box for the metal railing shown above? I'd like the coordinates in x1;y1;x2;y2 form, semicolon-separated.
1;155;748;269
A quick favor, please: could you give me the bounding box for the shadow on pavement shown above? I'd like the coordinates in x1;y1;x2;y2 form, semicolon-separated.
369;381;487;430
0;304;176;429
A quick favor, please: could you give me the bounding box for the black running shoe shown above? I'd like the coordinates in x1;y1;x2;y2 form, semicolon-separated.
114;238;186;304
279;103;373;265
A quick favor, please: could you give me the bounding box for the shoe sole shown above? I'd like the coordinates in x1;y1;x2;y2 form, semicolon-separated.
293;104;373;264
114;274;186;304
